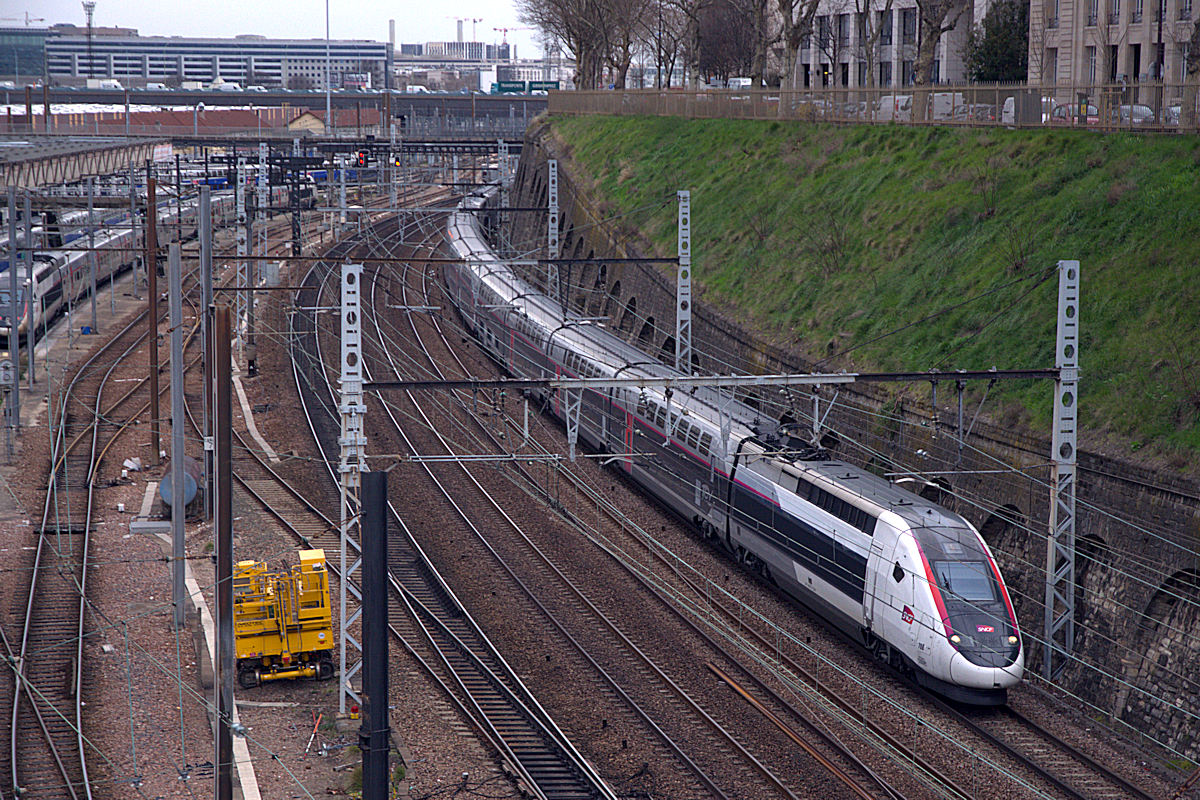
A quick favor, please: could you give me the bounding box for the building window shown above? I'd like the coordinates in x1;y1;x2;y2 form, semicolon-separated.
901;59;913;85
858;61;869;85
1109;44;1119;80
1182;0;1193;19
1046;47;1058;83
901;8;916;43
1132;0;1143;21
879;60;892;86
1181;43;1191;79
856;12;867;43
878;10;893;44
1108;0;1120;24
1088;0;1099;23
1087;45;1097;82
838;14;850;45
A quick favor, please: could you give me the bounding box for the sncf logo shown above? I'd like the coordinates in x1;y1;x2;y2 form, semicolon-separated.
901;606;914;625
976;625;995;633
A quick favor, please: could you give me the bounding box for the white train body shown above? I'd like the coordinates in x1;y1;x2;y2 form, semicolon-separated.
442;191;1024;704
1;182;289;340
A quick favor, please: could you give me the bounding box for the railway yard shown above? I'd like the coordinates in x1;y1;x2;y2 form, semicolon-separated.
0;131;1193;800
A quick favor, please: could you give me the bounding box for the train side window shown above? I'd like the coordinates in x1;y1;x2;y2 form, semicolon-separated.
686;425;701;450
700;433;713;454
893;562;905;583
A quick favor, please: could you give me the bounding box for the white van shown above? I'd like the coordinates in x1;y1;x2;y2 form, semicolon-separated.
877;94;912;121
728;77;753;89
144;82;166;91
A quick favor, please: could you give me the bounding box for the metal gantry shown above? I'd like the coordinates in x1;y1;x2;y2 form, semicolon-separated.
676;190;692;375
338;262;367;713
546;159;560;304
235;158;248;357
1044;260;1080;680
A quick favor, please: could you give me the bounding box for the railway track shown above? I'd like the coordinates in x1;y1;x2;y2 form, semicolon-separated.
6;297;192;799
386;201;1171;800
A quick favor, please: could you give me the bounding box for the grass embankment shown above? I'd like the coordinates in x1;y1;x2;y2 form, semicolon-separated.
549;116;1200;466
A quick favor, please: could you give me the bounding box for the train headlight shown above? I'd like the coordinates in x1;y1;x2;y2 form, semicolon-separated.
949;634;961;645
1007;635;1019;646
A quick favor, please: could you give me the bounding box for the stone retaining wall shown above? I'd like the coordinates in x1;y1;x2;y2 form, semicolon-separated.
504;119;1200;760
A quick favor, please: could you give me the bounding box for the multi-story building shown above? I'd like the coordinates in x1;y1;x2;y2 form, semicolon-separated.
44;33;392;89
1030;0;1195;86
792;0;983;87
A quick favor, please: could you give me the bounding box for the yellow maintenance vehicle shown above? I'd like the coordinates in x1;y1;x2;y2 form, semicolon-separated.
233;549;335;688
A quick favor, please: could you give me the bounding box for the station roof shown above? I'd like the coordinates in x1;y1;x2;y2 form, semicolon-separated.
0;135;169;190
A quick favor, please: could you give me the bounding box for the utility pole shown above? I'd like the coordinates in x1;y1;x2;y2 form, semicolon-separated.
23;193;32;389
213;303;234;800
5;187;19;432
145;165;161;463
88;176;98;334
128;161;140;300
546;159;559;304
168;243;186;630
1044;260;1081;680
200;187;213;520
339;262;366;714
676;190;692;374
359;470;390;798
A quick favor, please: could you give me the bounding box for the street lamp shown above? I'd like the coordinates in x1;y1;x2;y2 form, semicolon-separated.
325;0;332;134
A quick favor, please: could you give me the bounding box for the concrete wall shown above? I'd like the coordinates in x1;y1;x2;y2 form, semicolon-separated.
508;119;1200;760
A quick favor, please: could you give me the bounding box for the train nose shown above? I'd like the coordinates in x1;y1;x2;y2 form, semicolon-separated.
949;649;1024;689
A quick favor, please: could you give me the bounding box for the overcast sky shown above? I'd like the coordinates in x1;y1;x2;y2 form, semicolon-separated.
17;0;545;60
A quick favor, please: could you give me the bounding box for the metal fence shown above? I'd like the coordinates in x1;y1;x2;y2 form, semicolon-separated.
550;83;1200;132
1;115;530;140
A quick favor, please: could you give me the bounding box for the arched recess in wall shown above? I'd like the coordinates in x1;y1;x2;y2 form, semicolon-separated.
659;335;676;365
1117;570;1200;756
620;296;638;334
585;255;602;313
918;477;951;504
602;279;621;320
637;316;656;349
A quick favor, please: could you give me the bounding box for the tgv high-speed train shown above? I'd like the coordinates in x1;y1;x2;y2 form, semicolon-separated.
442;189;1024;704
0;182;292;341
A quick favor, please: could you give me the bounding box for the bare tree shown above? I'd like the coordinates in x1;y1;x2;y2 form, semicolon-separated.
1184;21;1200;128
813;0;856;86
777;0;823;90
912;0;969;90
698;0;758;81
519;0;609;88
854;0;896;87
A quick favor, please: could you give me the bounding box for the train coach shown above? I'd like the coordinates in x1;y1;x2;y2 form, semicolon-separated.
441;189;1024;705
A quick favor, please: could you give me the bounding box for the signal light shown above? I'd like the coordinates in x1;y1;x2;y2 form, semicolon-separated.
356;151;368;168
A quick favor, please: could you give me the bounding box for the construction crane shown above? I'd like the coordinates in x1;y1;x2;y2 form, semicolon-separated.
493;26;533;45
446;16;484;40
0;12;46;25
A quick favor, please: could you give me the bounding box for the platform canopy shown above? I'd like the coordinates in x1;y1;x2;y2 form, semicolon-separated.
0;135;169;189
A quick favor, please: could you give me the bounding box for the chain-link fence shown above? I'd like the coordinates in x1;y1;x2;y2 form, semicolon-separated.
550;83;1200;132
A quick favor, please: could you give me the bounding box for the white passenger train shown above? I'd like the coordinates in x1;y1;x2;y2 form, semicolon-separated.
0;182;291;341
442;189;1024;704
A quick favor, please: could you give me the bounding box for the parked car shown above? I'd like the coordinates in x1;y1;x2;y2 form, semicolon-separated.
1049;102;1100;125
1113;103;1155;125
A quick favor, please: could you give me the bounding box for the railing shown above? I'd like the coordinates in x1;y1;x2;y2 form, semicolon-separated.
1087;13;1099;23
0;115;530;140
549;83;1200;132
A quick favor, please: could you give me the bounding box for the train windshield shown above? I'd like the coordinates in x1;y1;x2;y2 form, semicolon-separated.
932;561;997;603
0;289;24;307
